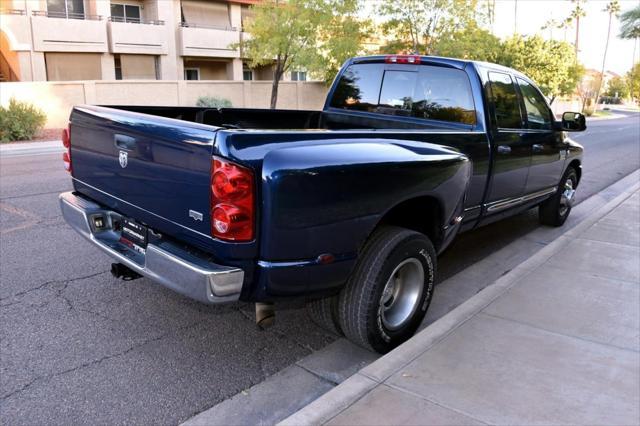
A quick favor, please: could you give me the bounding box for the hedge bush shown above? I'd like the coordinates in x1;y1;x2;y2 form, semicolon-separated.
0;99;47;142
196;96;233;108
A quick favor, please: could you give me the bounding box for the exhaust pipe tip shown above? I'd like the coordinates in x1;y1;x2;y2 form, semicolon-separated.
110;263;142;281
255;302;275;329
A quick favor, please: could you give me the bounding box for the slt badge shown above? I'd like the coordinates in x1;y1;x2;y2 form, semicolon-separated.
119;150;128;168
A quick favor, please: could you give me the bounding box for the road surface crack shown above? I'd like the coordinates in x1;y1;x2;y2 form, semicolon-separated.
0;320;202;402
0;270;110;305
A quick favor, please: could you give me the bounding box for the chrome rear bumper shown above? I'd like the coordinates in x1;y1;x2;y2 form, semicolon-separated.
59;191;244;304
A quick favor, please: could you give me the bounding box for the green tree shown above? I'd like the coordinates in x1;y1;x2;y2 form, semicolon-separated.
498;35;582;102
627;63;640;104
377;0;481;55
240;0;364;109
433;23;502;62
619;4;640;66
604;76;629;98
594;0;621;111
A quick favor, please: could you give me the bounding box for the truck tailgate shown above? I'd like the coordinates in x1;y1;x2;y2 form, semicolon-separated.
70;105;217;242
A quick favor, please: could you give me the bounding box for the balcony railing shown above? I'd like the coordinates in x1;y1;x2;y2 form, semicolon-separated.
32;10;102;20
0;9;26;15
108;16;165;25
180;22;237;31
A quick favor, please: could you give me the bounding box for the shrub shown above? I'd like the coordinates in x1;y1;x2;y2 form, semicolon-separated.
196;96;233;108
0;99;47;142
583;107;595;117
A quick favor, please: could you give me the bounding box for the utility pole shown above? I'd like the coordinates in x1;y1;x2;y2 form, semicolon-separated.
513;0;518;34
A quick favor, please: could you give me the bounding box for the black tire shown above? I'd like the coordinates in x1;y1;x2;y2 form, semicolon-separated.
306;296;342;336
539;167;578;227
337;226;436;353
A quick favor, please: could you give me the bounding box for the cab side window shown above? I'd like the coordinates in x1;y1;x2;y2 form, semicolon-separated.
488;72;523;129
516;78;552;130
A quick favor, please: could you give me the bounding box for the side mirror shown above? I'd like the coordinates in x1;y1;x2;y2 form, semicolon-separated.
561;112;586;132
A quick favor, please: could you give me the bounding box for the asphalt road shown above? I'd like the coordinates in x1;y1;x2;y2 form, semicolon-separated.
1;111;638;425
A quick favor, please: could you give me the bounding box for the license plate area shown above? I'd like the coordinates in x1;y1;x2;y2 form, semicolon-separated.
120;217;148;253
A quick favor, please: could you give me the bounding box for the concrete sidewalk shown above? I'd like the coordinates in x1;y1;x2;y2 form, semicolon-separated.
282;186;639;425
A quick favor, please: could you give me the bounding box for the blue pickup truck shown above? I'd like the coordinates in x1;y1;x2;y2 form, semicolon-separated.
59;55;585;353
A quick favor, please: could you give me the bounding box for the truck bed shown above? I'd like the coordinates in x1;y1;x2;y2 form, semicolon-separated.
108;105;471;131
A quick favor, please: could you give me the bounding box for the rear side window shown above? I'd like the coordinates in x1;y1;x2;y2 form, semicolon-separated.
488;72;522;129
330;63;476;125
517;78;552;130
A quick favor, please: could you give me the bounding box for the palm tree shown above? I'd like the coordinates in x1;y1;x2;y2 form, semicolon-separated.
570;0;587;56
594;0;621;111
559;16;574;42
542;18;559;39
619;4;640;66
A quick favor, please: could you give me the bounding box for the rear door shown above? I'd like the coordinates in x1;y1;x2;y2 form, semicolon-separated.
484;71;531;210
515;77;565;193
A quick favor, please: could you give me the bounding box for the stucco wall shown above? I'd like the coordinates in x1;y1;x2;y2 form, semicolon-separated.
0;80;329;128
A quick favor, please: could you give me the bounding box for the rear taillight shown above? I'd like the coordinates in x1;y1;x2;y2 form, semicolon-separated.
210;157;254;241
62;126;71;172
385;55;421;64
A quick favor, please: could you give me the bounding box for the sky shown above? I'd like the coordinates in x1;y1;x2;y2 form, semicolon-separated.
362;0;639;75
492;0;638;75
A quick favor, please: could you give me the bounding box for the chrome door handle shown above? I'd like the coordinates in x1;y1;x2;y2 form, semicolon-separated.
532;144;544;152
497;145;511;154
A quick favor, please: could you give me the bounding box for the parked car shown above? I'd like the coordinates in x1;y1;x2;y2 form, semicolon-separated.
59;55;585;353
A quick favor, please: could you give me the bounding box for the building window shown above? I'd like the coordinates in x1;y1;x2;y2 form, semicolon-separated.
46;0;85;19
185;68;200;80
181;0;231;29
114;55;122;80
241;5;255;30
114;54;158;80
110;3;141;23
154;57;161;80
243;65;253;81
45;53;102;81
291;70;307;81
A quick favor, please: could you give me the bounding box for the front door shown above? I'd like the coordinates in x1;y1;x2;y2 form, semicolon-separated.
484;71;531;211
516;77;565;193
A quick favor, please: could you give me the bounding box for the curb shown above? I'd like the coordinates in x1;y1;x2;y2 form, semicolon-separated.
0;140;63;157
586;113;626;121
279;178;640;426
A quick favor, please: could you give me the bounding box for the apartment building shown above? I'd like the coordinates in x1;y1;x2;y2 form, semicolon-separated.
0;0;306;82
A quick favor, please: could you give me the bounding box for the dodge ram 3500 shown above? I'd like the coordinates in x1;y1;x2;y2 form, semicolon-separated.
59;55;585;353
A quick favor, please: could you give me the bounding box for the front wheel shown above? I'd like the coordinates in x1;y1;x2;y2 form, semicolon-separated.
337;226;436;353
539;167;578;227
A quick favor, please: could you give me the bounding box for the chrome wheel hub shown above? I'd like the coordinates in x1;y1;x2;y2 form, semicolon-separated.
559;179;576;216
380;258;424;331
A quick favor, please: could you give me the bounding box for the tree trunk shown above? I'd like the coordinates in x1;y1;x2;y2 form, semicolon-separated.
270;73;280;110
270;58;284;110
594;13;613;112
574;16;580;56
